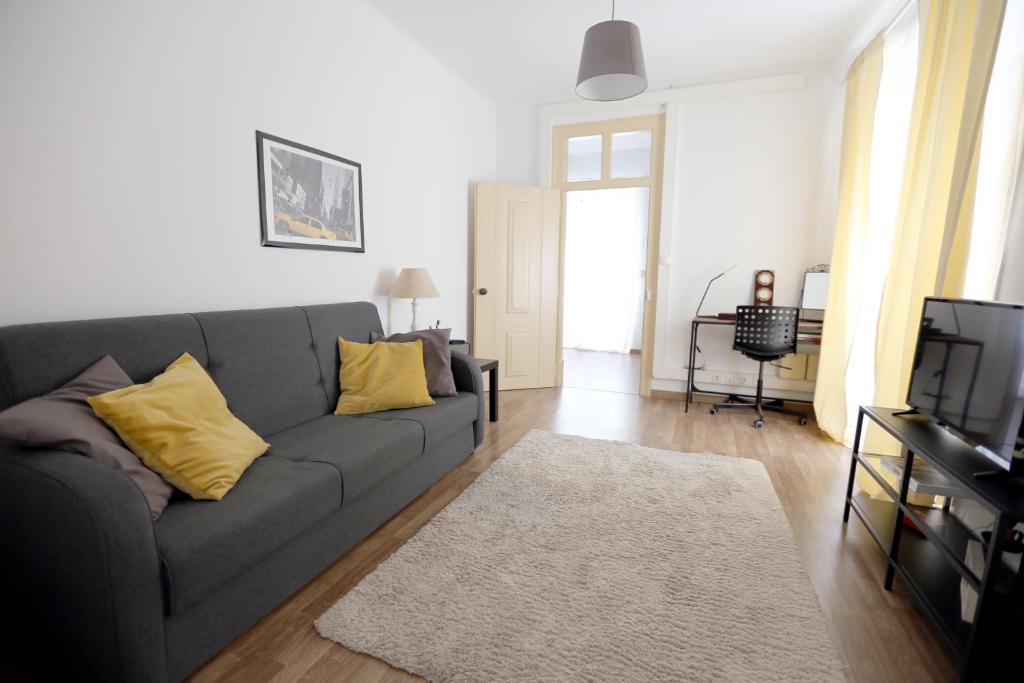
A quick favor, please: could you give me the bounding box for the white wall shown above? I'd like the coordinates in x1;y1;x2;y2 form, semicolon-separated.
652;69;843;398
496;102;540;185
520;69;843;396
0;0;496;336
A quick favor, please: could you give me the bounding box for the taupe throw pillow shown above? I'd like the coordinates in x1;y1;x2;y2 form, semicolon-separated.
0;355;173;520
371;328;457;397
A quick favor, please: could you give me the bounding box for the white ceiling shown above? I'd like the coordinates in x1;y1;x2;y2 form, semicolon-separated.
365;0;903;105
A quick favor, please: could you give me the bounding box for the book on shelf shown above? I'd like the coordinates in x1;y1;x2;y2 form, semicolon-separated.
878;455;961;497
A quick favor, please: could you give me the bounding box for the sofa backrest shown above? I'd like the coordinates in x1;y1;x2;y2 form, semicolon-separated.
0;301;384;436
0;314;208;412
303;302;384;402
194;307;327;436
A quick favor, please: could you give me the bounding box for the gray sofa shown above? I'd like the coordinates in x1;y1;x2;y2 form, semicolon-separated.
0;302;484;682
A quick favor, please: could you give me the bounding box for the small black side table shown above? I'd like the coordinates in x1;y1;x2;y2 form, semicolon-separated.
476;358;498;422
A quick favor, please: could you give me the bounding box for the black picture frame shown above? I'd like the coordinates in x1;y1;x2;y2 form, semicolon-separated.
256;130;365;253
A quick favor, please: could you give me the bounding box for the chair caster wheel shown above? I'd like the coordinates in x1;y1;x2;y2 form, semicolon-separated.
753;419;764;429
709;407;718;415
798;417;808;426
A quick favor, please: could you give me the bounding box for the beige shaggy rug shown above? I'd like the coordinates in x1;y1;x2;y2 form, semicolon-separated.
316;430;845;682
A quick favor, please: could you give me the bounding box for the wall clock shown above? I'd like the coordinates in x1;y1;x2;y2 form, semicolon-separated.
754;270;775;306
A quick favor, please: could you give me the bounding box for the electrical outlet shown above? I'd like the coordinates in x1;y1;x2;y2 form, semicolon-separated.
722;374;735;385
710;371;724;384
735;374;751;387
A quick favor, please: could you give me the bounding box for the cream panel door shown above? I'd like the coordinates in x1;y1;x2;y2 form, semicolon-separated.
473;183;560;390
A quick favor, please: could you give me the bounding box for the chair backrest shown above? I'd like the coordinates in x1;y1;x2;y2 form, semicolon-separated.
733;306;799;360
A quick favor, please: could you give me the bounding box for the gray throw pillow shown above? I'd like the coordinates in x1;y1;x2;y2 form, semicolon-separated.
371;328;457;397
0;355;173;520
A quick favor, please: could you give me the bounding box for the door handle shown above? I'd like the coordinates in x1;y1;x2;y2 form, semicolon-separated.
478;287;488;295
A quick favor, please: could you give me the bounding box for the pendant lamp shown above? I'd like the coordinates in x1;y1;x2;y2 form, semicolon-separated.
576;0;647;101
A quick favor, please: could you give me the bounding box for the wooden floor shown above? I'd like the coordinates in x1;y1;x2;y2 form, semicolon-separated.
562;348;641;394
192;387;958;683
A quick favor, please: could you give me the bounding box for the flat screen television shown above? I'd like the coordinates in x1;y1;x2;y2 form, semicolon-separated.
907;297;1024;474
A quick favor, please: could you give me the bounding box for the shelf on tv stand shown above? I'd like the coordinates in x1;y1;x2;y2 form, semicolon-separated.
848;496;977;655
857;407;1024;519
844;406;1024;681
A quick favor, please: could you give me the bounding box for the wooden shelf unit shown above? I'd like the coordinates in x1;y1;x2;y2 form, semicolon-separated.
844;407;1024;680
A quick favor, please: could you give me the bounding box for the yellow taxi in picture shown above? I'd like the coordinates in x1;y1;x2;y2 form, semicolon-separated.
274;211;336;240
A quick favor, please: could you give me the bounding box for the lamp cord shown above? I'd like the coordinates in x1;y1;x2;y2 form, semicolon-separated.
611;0;615;20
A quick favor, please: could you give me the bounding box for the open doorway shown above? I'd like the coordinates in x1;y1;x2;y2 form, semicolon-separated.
561;188;649;393
552;115;665;396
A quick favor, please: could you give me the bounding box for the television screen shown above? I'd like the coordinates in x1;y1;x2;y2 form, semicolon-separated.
907;298;1024;471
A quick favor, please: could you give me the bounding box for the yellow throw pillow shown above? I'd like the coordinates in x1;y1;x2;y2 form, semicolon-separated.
335;338;435;415
87;353;269;501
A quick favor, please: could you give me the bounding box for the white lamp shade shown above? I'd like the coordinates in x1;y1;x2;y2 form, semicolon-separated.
390;268;440;299
576;20;647;101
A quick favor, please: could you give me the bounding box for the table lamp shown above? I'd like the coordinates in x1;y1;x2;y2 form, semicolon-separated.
390;267;439;331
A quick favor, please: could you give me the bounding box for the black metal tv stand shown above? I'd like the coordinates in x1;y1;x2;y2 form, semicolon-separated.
844;407;1024;681
891;407;920;417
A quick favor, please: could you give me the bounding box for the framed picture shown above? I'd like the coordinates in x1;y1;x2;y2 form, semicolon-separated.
256;131;365;252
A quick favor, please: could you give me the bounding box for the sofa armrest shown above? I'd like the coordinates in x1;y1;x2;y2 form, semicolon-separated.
0;442;167;682
450;350;485;446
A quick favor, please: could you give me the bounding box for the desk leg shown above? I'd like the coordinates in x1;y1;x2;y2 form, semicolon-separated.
686;321;698;413
488;366;498;422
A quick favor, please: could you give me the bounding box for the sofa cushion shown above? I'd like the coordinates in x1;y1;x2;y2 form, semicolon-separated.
154;456;340;615
268;415;422;503
362;394;478;452
335;338;434;415
88;353;270;501
371;328;457;397
0;355;175;520
193;307;329;436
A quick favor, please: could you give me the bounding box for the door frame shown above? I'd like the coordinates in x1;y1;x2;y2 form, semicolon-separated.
551;114;666;397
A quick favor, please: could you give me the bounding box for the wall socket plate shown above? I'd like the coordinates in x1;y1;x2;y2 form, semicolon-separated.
706;372;752;387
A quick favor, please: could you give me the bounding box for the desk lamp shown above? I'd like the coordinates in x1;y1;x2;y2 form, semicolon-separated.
390;268;439;331
695;263;737;318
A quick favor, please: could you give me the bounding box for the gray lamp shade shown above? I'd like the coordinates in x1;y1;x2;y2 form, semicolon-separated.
576;20;647;101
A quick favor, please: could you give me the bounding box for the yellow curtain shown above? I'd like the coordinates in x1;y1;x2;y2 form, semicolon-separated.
815;0;1008;503
813;38;884;443
871;0;1008;442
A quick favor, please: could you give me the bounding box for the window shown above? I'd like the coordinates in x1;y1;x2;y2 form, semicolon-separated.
963;0;1024;297
610;130;652;178
566;135;602;182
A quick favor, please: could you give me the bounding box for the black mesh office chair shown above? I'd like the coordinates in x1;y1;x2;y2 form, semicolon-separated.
709;305;809;428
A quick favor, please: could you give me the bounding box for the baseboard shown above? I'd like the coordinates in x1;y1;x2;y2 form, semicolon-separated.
650;389;683;400
648;389;812;413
